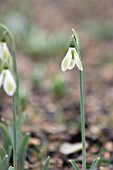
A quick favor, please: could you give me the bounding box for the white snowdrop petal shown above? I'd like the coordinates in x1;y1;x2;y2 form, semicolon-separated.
3;43;10;61
3;70;16;96
73;49;83;71
68;59;76;70
61;48;72;72
0;71;4;87
0;43;3;61
0;42;11;62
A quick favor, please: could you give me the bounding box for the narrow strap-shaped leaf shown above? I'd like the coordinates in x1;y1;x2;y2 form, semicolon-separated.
18;133;30;170
44;156;50;170
0;146;6;159
8;122;20;156
69;160;79;170
8;145;12;161
0;124;11;153
8;166;14;170
90;157;100;170
0;155;8;170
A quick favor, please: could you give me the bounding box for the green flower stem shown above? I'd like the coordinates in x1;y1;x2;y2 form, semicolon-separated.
0;23;21;170
72;28;86;170
12;49;22;134
79;70;86;170
12;95;17;170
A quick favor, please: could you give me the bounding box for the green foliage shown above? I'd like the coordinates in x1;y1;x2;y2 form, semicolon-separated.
99;158;111;166
0;145;12;170
3;11;30;45
0;146;7;160
18;134;30;170
2;11;68;60
24;28;68;59
70;157;100;170
19;86;28;110
0;121;29;170
0;145;11;170
50;75;67;97
85;21;113;40
0;154;9;170
44;156;50;170
8;121;30;170
0;124;12;154
90;157;100;170
31;65;45;89
69;160;79;170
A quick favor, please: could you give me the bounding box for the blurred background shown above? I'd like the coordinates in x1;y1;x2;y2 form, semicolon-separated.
0;0;113;169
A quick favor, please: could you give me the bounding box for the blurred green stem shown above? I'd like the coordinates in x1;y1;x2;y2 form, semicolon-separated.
12;96;17;170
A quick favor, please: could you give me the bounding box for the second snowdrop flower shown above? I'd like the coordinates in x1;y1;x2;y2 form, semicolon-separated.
61;36;83;72
0;42;12;69
0;69;16;96
0;42;11;61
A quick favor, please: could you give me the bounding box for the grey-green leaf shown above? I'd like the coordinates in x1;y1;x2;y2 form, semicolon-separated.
0;146;6;160
90;157;100;170
18;133;30;170
69;160;79;170
44;156;50;170
0;124;11;153
8;146;12;162
0;155;8;170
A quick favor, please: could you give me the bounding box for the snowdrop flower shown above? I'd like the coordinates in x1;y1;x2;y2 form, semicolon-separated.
0;69;16;96
0;42;12;68
61;36;83;72
0;42;10;61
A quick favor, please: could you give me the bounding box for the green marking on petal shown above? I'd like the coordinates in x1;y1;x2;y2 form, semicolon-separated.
68;59;75;70
7;81;14;92
71;49;75;60
3;49;8;61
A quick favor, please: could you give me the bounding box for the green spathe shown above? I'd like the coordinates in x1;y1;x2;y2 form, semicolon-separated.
70;35;75;48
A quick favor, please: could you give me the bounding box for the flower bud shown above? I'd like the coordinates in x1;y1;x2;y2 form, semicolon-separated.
69;35;75;48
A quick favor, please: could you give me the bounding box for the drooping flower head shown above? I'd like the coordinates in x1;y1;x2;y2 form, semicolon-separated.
0;41;16;96
0;69;16;96
61;35;83;72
